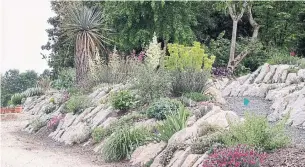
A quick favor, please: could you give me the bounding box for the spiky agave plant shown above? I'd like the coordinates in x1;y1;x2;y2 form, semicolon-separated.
63;5;111;84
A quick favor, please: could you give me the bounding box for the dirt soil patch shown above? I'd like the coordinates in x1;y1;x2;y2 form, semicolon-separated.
262;147;305;167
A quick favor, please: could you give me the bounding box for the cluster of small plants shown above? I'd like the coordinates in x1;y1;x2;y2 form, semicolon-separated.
202;144;267;167
220;112;290;151
146;98;181;120
182;92;211;102
111;90;137;112
65;95;92;114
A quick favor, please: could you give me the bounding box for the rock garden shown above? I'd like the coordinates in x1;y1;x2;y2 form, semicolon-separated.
2;1;305;167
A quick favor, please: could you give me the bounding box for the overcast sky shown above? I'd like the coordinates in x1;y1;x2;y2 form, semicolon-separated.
1;0;54;74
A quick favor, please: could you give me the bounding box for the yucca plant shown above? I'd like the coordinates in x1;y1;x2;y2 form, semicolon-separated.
63;5;111;84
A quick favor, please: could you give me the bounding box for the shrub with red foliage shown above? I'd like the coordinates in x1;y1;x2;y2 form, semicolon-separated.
202;145;267;167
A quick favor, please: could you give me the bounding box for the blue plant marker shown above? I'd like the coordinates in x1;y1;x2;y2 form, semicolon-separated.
244;98;250;106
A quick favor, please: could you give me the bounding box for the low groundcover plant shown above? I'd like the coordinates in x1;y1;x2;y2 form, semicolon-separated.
202;144;267;167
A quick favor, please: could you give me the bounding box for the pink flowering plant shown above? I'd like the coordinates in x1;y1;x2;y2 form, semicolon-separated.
47;115;64;131
202;145;267;167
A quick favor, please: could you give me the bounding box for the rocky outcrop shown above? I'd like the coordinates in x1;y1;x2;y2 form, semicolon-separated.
131;142;167;166
23;84;129;145
222;64;305;128
168;105;239;146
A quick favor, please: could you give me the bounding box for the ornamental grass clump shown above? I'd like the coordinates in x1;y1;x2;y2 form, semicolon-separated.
202;145;267;167
102;127;151;162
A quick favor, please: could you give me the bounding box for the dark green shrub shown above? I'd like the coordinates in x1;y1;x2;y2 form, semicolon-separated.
102;127;151;162
133;65;171;103
266;49;305;66
111;90;137;111
221;113;290;151
146;98;181;120
182;92;211;102
155;106;189;142
65;95;91;114
11;93;25;106
170;69;209;96
52;68;76;90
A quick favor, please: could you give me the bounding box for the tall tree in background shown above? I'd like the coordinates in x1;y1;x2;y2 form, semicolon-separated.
104;1;197;52
1;70;38;106
63;5;111;84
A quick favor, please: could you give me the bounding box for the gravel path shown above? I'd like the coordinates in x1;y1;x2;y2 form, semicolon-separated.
224;97;305;148
1;113;129;167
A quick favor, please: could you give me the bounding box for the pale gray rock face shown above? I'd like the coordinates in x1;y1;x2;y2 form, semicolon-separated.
90;106;112;130
100;117;118;128
181;154;201;167
204;87;226;104
60;122;91;145
298;69;305;81
281;70;289;83
272;65;290;83
285;73;300;85
130;142;166;166
244;66;262;84
254;63;269;83
167;147;191;167
192;154;208;167
263;65;277;84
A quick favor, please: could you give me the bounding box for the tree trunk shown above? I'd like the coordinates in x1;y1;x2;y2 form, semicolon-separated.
75;35;89;85
228;20;238;71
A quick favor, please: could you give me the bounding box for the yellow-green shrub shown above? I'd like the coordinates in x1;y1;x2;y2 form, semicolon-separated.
165;42;215;71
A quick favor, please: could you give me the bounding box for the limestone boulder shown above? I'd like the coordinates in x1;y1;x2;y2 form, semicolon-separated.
272;65;290;83
101;117;118;128
131;142;167;166
90;106;113;129
297;69;305;81
254;63;270;83
60;122;91;145
167;147;191;167
285;73;300;85
192;154;208;167
204;87;226;104
244;66;262;84
222;81;240;97
181;154;201;167
263;65;277;84
61;113;76;129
